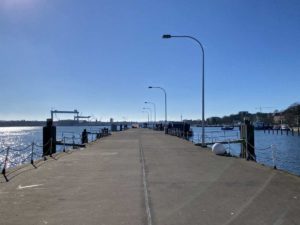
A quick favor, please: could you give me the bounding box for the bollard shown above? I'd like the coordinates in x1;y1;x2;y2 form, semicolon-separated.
43;119;56;156
81;129;88;144
240;119;255;161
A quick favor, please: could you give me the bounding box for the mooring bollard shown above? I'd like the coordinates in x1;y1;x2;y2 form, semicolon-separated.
43;119;56;156
240;119;255;161
81;129;88;144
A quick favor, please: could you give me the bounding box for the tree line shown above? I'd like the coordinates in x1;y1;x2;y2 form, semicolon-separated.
186;102;300;127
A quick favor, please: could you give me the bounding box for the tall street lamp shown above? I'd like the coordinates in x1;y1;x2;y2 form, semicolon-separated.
148;86;167;125
142;111;149;125
145;101;156;124
162;34;206;147
142;107;152;124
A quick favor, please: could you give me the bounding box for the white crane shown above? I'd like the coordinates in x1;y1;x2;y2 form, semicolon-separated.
50;109;79;121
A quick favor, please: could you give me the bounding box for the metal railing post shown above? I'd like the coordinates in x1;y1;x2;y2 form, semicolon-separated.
31;142;34;165
2;147;10;175
63;137;66;152
272;144;277;169
72;135;75;149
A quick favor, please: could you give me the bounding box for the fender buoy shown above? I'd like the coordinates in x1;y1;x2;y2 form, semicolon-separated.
212;143;226;155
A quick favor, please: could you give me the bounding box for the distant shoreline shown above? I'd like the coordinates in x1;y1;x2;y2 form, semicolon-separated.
0;121;132;127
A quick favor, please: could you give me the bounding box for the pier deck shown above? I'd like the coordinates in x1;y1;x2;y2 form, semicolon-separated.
0;129;299;225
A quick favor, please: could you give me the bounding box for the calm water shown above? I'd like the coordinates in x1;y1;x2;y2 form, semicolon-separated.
191;127;300;176
1;126;300;176
0;126;109;169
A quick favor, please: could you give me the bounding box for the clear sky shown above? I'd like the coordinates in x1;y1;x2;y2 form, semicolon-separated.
0;0;299;122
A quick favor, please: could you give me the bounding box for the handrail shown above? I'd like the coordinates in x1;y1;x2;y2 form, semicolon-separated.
0;128;111;180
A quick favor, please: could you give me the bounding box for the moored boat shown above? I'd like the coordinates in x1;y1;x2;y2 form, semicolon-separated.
280;124;290;131
221;125;234;130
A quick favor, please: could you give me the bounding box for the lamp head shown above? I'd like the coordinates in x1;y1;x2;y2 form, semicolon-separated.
148;86;152;89
144;101;148;104
162;34;172;39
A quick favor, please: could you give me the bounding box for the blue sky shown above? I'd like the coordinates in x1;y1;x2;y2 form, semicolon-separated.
0;0;299;122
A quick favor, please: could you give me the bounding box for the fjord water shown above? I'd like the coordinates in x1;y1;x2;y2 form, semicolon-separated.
191;127;300;176
1;126;299;176
0;126;108;169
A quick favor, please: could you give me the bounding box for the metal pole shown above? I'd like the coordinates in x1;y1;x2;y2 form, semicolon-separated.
148;86;167;125
164;89;167;125
142;111;150;127
143;108;152;123
145;102;156;129
154;103;156;124
145;102;156;124
162;34;205;146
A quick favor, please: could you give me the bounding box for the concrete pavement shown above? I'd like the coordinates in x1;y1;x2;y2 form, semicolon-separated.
0;128;299;225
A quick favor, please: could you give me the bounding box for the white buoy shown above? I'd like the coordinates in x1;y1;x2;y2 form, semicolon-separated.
212;143;226;155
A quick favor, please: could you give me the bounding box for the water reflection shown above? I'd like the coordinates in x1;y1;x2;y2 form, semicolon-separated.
0;126;108;169
191;127;300;176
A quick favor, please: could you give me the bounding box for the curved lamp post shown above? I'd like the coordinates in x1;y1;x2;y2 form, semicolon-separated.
142;111;149;125
148;86;167;125
142;107;152;124
162;34;205;147
145;101;156;124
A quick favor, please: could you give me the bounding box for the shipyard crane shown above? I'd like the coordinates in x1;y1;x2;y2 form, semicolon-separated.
50;109;79;121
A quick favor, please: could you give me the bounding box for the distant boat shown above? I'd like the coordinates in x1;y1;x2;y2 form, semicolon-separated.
280;124;290;131
273;125;281;130
254;121;264;130
131;124;139;128
221;125;234;130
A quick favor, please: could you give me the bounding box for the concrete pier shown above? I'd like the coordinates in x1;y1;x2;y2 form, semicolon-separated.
0;129;299;225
